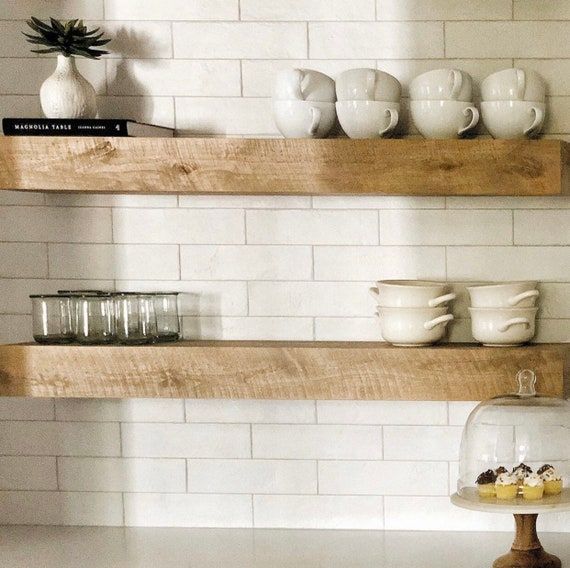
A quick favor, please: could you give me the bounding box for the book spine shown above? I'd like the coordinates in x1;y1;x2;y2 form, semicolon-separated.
2;119;130;137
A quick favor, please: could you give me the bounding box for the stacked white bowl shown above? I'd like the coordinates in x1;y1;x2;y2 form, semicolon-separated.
467;281;540;346
335;68;401;139
409;68;479;139
480;69;546;139
272;68;337;139
370;280;456;347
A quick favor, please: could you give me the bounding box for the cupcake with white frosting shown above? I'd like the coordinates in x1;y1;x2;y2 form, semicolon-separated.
495;472;518;500
523;473;544;500
538;464;563;496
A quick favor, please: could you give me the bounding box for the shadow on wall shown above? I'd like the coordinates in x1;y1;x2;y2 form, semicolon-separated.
100;26;155;124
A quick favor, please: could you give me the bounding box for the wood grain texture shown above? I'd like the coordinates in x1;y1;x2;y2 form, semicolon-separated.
0;342;565;400
0;137;567;196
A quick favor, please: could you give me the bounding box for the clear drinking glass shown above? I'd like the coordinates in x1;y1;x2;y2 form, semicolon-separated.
58;290;107;335
114;293;158;345
75;294;115;345
152;292;180;342
30;294;75;344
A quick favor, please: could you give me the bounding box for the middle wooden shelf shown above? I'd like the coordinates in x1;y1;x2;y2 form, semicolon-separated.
0;341;565;401
0;137;567;196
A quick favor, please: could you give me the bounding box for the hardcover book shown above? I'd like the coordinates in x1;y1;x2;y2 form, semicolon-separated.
2;118;174;137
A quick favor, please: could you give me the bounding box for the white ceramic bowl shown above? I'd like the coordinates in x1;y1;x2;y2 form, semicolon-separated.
469;307;538;346
370;280;456;308
410;100;479;139
467;282;539;308
273;100;336;139
336;100;400;139
480;100;545;139
409;68;473;102
377;306;454;347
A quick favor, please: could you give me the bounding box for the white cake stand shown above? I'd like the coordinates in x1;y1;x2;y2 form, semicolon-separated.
452;488;570;568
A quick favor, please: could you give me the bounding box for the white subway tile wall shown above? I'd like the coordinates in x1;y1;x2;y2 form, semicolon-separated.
0;0;568;531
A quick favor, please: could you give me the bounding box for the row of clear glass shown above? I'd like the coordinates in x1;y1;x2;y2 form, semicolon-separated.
30;291;180;345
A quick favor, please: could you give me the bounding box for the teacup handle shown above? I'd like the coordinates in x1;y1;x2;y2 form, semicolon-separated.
458;106;479;135
424;314;454;330
428;292;457;308
523;107;544;138
308;107;322;136
286;68;306;100
366;69;377;100
498;317;530;333
450;70;463;100
516;69;526;100
379;108;399;137
508;289;539;306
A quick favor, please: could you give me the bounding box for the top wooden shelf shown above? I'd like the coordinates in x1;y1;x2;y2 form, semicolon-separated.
0;137;568;196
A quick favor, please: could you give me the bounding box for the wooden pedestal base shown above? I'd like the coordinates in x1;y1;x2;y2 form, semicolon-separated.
493;515;561;568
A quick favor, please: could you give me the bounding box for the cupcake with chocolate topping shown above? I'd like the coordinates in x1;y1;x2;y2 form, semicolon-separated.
495;466;508;476
495;472;518;500
512;463;532;492
476;469;497;497
523;473;544;500
538;465;563;496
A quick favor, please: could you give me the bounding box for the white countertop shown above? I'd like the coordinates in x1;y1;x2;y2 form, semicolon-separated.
1;526;569;567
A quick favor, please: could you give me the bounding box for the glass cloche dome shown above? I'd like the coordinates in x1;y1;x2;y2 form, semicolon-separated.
458;370;570;501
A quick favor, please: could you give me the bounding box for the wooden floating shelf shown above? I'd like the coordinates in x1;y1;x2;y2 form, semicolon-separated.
0;137;568;196
0;341;566;400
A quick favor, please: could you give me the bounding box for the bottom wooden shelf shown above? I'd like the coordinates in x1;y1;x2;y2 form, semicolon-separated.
0;341;566;400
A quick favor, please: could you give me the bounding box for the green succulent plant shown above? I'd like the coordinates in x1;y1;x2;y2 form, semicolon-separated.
23;17;111;59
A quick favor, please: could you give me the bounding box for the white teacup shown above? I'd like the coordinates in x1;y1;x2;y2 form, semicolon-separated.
467;282;539;308
409;69;473;102
469;307;538;346
481;101;545;139
273;68;336;102
410;100;479;139
481;68;546;102
336;68;401;102
336;100;400;139
273;100;336;138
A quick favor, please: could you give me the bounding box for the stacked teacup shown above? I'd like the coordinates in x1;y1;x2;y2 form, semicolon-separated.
481;69;546;139
273;68;337;138
370;280;456;347
410;69;479;139
468;282;540;346
335;68;401;139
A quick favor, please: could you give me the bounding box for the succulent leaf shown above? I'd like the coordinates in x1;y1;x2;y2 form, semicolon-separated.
23;17;111;59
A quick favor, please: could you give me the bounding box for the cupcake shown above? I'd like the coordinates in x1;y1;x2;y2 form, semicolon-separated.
512;463;533;491
495;472;518;500
476;469;497;497
495;466;508;476
538;465;563;496
523;473;544;500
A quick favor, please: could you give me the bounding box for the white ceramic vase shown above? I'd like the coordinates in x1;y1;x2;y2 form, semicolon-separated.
40;54;97;119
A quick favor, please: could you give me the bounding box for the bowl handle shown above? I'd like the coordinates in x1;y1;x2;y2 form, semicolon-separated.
498;317;530;332
508;289;539;306
428;292;457;308
424;313;454;330
368;287;380;301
